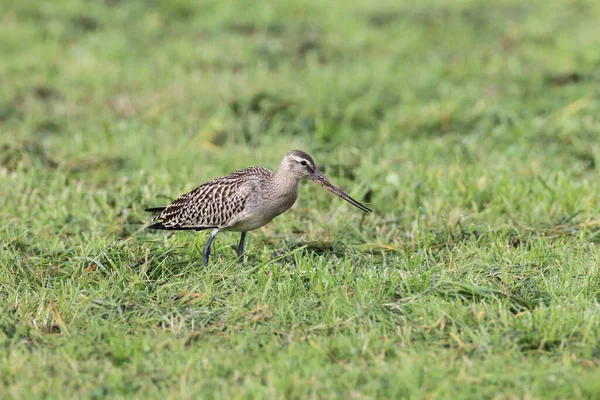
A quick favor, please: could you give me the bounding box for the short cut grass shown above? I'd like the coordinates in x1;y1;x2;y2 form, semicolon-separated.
1;0;600;398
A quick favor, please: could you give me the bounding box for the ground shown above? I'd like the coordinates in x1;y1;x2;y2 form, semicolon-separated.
1;0;600;398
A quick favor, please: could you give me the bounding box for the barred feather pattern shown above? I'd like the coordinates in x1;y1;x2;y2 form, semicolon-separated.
149;166;275;230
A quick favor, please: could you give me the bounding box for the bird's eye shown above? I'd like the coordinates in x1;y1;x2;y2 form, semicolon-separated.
300;160;307;166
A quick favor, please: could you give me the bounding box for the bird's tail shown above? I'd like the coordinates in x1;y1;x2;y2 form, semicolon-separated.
144;206;167;213
139;206;167;231
146;221;168;230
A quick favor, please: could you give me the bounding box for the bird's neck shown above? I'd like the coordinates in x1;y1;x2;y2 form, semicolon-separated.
272;168;301;193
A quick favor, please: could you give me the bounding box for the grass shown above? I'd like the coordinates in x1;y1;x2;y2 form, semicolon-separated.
2;0;600;398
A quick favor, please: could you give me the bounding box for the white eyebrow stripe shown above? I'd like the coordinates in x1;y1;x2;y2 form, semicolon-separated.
293;157;313;166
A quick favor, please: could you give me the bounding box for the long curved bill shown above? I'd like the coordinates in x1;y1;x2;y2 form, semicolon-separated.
310;171;372;213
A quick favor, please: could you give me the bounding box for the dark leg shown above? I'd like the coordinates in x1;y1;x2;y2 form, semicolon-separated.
237;232;247;263
203;229;219;266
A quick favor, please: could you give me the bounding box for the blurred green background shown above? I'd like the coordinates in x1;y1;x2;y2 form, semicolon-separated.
1;0;600;398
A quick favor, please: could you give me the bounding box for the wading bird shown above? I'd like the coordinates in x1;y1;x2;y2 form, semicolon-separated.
145;150;372;265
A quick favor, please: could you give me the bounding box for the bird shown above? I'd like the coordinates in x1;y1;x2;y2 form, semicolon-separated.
145;150;372;266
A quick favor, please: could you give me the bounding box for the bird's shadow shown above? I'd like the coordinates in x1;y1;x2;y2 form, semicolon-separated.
131;237;350;277
277;240;347;258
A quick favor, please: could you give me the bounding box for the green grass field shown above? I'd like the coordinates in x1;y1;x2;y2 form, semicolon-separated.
2;0;600;398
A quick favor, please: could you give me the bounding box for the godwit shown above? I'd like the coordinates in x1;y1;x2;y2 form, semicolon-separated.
145;150;372;265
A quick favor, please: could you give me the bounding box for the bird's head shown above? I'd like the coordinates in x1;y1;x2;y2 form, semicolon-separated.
278;150;372;213
280;149;317;179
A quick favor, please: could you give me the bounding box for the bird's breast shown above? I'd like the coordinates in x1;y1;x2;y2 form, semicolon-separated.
225;184;298;232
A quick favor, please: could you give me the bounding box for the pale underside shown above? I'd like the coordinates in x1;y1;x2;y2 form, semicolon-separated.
149;166;299;232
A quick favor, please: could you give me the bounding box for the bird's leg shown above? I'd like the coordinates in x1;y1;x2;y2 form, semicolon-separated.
236;232;247;264
203;229;220;266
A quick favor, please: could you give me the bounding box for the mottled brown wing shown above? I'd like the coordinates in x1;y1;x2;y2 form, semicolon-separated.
146;167;272;230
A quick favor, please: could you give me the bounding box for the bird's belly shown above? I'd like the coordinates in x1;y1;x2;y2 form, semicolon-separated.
225;208;280;232
225;192;297;232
